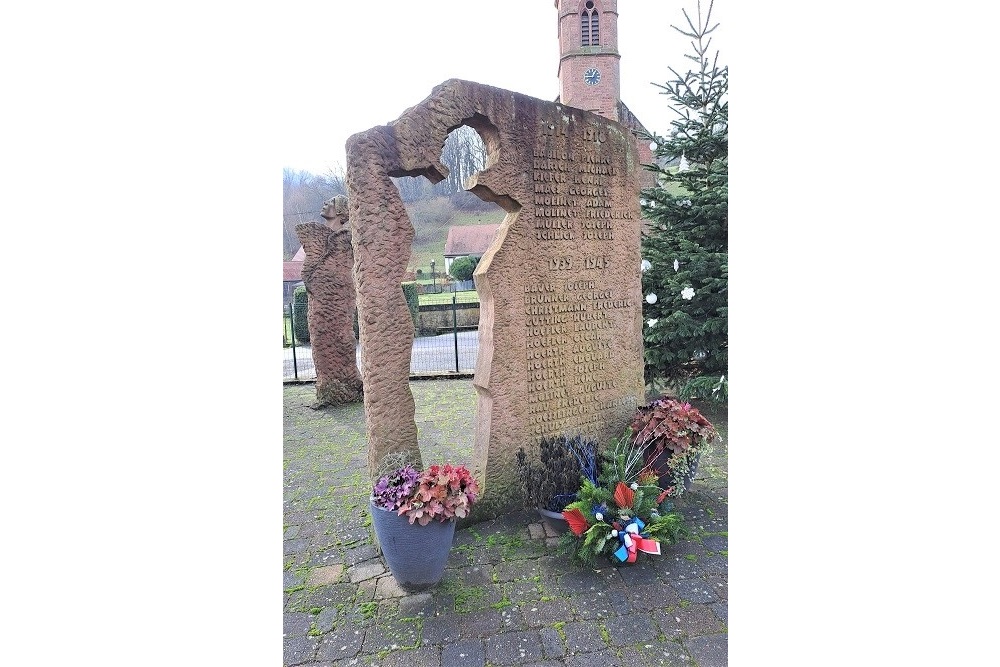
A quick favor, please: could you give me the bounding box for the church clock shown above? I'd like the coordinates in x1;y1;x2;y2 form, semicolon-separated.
583;67;601;86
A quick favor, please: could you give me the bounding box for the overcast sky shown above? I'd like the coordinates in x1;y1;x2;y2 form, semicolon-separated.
280;0;727;175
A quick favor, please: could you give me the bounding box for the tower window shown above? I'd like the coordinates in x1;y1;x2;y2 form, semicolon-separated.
581;1;599;46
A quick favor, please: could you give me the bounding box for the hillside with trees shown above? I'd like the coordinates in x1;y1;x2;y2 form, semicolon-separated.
283;125;503;271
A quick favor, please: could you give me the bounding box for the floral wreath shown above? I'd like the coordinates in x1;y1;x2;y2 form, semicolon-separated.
558;435;685;566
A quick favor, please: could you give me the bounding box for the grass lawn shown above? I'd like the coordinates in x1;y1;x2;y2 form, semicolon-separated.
418;291;480;307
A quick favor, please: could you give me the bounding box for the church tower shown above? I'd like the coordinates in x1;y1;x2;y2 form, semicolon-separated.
555;0;621;120
555;0;655;185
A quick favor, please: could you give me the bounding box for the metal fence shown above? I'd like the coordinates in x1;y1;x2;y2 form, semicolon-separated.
283;294;480;381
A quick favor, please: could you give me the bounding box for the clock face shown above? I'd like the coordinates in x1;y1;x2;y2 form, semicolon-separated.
583;67;601;86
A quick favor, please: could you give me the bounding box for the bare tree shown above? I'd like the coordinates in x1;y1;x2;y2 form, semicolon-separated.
282;167;347;258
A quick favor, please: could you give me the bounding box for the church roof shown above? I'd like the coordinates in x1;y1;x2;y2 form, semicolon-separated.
444;224;500;257
283;260;303;282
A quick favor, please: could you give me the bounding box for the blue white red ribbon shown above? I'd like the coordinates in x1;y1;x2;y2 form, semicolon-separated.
612;517;661;563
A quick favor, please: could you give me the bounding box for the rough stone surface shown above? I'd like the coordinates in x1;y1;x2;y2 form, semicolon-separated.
295;195;363;407
483;629;544;665
346;79;643;511
441;639;486;667
685;633;728;667
307;564;344;587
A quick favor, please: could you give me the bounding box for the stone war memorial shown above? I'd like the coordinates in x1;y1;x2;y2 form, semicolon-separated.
346;79;644;520
294;195;364;407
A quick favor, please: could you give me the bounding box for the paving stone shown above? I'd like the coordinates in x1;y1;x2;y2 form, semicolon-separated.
483;629;543;665
498;605;527;632
285;570;307;590
700;535;727;552
561;621;608;653
374;575;407;599
494;559;544;582
377;646;441;667
559;569;616;595
670;578;717;604
421;615;461;645
296;522;327;539
684;633;727;667
285;525;302;539
709;602;727;624
544;537;560;548
441;638;485;667
285;635;319;665
308;564;345;586
501;540;549;561
315;626;365;661
570;589;632;620
528;523;546;540
285;589;313;613
451;565;494;587
540;627;565;659
604;613;659;647
518;598;574;628
315;607;338;633
504;579;543;603
620;580;679;611
453;609;506;638
448;549;474;568
301;583;355;609
343;544;378;566
633;639;692;666
284;612;312;638
564;649;626;667
361;618;420;653
697;553;728;576
304;549;344;568
348;560;386;583
285;538;310;555
653;604;723;638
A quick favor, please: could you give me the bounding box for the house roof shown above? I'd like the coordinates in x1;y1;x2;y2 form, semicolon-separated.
284;261;303;282
444;224;500;257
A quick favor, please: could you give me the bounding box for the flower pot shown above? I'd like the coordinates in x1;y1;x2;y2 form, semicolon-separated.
369;501;456;592
650;451;702;495
537;507;570;535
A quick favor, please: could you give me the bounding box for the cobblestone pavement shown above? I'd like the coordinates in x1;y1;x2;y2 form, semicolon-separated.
284;381;728;667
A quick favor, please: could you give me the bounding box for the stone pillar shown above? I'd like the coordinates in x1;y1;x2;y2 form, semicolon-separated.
294;195;363;407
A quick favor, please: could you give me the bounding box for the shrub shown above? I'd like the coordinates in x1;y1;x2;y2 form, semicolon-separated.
517;435;599;512
401;281;420;334
449;256;479;282
292;285;309;343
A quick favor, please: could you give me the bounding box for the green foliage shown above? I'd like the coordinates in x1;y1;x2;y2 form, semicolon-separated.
292;285;309;343
449;256;480;282
557;446;685;566
640;0;727;395
401;282;420;334
678;374;728;404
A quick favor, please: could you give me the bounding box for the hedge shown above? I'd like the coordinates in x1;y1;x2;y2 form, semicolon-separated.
292;285;309;343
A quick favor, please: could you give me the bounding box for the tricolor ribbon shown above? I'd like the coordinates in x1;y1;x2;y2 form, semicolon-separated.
613;517;661;563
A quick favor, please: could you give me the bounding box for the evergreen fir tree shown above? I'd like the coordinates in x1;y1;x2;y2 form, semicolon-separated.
640;0;727;401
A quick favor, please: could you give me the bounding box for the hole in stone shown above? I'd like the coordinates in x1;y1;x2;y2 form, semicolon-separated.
389;121;508;466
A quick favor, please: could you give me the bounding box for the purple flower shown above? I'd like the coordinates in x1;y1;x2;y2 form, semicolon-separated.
371;465;420;511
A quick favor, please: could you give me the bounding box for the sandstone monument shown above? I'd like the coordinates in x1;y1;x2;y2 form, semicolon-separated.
346;79;643;518
294;195;363;407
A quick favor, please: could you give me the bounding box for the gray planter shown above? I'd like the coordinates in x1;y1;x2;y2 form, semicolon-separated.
369;502;456;591
537;507;569;535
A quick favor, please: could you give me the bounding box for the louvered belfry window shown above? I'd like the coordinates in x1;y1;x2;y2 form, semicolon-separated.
581;1;599;46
